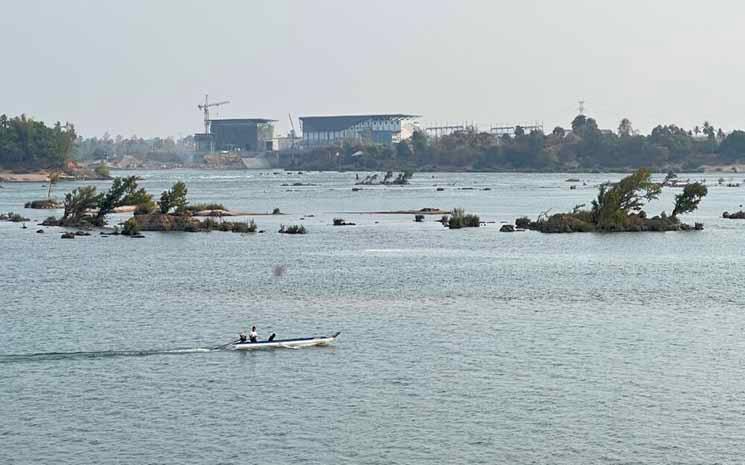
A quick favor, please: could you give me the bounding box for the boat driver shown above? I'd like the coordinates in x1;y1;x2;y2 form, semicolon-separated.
249;326;258;343
239;330;247;343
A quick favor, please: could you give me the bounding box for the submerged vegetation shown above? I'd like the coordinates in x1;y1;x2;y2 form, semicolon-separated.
355;171;413;185
43;176;153;227
184;203;227;213
0;212;30;222
445;208;480;229
279;224;307;234
517;169;707;233
41;178;257;234
332;218;355;226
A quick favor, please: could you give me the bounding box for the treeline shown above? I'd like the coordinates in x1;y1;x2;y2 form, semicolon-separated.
282;116;745;172
0;114;77;170
77;134;195;161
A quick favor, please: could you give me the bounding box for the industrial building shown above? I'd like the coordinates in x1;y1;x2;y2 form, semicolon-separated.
195;118;276;153
299;114;418;147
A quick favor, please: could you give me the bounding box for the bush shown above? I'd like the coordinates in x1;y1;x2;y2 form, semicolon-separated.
25;199;61;209
94;164;111;178
201;218;219;231
333;218;345;226
121;217;141;236
231;219;256;233
447;208;480;229
42;215;60;226
279;224;307;234
414;214;424;222
463;214;480;227
272;207;281;215
159;181;188;214
134;201;157;215
182;222;199;233
0;212;30;222
185;203;226;213
515;217;531;229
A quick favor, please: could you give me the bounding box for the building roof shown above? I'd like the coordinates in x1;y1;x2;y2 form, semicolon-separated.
210;118;277;124
300;114;419;132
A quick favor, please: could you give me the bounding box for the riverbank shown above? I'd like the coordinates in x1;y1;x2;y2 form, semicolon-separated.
0;171;51;182
0;169;109;183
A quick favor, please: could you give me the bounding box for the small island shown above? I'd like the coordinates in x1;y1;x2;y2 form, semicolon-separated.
42;177;257;236
515;169;707;233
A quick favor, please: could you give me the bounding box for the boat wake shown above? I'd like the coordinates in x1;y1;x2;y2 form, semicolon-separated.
0;347;215;364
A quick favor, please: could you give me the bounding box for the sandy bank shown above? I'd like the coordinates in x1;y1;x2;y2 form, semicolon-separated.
339;208;449;215
0;171;50;182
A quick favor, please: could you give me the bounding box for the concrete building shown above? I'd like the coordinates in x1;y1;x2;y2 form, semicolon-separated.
299;114;418;147
195;118;276;153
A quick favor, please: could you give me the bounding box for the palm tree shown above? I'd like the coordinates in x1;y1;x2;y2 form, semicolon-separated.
618;118;633;137
47;171;61;199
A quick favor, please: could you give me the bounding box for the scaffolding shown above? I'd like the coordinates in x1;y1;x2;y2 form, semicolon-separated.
424;123;479;139
489;122;544;137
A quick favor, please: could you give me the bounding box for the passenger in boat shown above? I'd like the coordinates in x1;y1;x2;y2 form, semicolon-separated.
249;326;258;343
239;330;247;343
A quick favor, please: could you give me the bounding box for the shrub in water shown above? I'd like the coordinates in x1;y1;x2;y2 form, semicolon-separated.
121;217;142;236
448;208;480;229
0;212;30;222
185;203;226;213
279;224;307;234
231;219;256;233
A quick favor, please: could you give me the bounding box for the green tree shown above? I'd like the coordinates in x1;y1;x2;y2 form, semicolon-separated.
719;130;745;161
159;181;188;214
62;186;101;225
411;129;428;155
703;121;715;141
0;114;76;169
571;115;587;134
591;168;661;228
396;140;413;160
95;164;111;178
47;171;61;199
672;182;707;217
618;118;633;137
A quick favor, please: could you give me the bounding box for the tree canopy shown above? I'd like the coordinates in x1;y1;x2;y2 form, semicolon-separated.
282;115;739;172
0;114;76;169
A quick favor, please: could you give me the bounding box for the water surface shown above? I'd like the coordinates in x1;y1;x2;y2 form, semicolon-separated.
2;170;745;464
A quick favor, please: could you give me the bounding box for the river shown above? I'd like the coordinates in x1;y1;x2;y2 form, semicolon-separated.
1;170;744;464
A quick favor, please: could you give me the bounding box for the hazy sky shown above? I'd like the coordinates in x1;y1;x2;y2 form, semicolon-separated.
3;0;745;138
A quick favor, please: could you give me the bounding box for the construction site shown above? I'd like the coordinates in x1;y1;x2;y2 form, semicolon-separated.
189;93;547;169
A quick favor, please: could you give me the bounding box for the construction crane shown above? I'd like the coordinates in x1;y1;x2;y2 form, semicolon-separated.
288;113;297;147
198;94;230;134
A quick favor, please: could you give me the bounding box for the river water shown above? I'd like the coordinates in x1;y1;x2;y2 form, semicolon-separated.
1;170;744;464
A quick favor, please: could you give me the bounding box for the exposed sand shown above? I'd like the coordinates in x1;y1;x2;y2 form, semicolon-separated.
193;209;283;217
0;171;50;182
339;208;449;215
702;164;745;173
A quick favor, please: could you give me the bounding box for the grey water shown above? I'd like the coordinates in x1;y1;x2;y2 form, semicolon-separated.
2;170;745;464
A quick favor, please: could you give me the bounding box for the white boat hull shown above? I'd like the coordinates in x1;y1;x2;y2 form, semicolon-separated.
231;332;340;351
